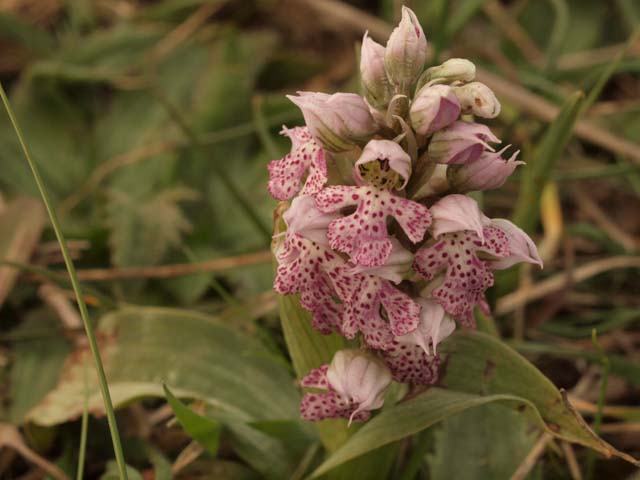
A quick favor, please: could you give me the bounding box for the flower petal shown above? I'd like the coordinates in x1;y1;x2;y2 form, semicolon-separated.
267;127;328;200
490;218;543;270
430;194;489;240
316;186;431;267
382;342;441;385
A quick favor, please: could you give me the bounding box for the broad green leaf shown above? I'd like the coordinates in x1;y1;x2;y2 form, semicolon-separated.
106;187;197;267
26;307;299;425
310;331;639;476
428;404;537;479
310;389;526;477
216;414;300;480
164;384;221;454
513;90;584;233
0;196;44;306
0;84;93;198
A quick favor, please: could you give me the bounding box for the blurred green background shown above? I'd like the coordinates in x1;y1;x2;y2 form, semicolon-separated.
0;0;638;478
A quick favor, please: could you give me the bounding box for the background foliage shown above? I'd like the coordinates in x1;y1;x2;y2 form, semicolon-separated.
0;0;639;478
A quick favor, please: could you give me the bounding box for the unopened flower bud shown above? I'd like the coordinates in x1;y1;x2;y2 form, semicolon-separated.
384;6;427;91
326;349;392;423
409;84;461;135
361;32;393;108
287;92;378;152
420;58;476;86
428;121;500;165
449;146;523;193
453;82;501;118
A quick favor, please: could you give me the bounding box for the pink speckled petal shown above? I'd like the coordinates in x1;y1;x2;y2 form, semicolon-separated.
267;126;328;200
382;342;441;385
413;227;508;324
300;284;343;335
490;218;543;270
317;186;431;267
342;276;394;349
389;196;432;243
300;365;329;389
300;392;370;422
379;282;421;336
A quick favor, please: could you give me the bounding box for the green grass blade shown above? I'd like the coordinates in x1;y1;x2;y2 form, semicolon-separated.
512;90;584;233
0;83;129;480
163;384;221;454
582;26;640;113
76;363;90;480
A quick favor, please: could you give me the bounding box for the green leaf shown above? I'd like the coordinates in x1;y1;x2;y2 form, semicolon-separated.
164;384;221;454
26;307;300;425
310;389;526;477
309;331;639;477
107;187;197;267
513;90;584;233
217;414;300;480
427;404;537;479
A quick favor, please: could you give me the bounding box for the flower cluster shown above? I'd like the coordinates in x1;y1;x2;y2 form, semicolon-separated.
268;7;542;424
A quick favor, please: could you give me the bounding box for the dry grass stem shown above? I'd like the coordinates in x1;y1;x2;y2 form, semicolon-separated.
72;250;272;281
510;433;553;480
496;256;640;315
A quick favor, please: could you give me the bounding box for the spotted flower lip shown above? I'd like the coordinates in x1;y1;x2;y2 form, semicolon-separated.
300;350;392;424
354;139;412;189
428;121;500;165
315;185;432;267
413;226;508;327
287;92;377;152
267;126;327;200
342;274;421;349
346;237;413;284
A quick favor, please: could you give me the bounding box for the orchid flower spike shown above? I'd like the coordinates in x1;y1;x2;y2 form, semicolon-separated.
268;2;543;425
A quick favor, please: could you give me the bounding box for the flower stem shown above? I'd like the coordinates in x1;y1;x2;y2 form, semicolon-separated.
0;83;128;480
